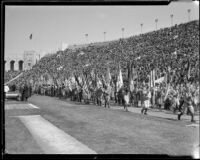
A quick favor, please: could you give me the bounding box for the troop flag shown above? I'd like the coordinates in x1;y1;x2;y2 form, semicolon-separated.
91;69;95;80
186;59;191;80
106;66;112;86
154;76;165;84
96;75;103;88
116;64;123;92
150;69;156;87
128;62;137;92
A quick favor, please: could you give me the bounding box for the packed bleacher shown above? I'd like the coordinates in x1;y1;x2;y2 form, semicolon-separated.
4;70;22;84
5;20;199;118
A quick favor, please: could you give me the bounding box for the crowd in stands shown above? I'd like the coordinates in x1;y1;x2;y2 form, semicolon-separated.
4;70;22;83
5;20;199;117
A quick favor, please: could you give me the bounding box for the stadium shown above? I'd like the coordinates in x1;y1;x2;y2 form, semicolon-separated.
3;1;199;158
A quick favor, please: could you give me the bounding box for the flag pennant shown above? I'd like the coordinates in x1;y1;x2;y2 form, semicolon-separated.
150;69;156;87
128;62;136;92
187;61;191;80
132;65;138;81
91;69;95;80
96;75;103;88
116;64;123;92
29;34;32;40
106;67;111;85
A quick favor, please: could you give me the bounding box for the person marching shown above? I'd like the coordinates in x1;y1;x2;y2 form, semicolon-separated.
178;93;195;122
141;85;151;115
123;89;130;111
22;83;29;101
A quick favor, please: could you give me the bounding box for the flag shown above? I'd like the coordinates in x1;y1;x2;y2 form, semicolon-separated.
90;69;96;81
188;66;191;80
154;76;165;84
78;51;85;56
132;65;138;81
83;63;91;68
135;56;141;60
105;67;111;85
164;83;171;101
96;75;103;88
150;69;155;87
116;64;123;92
29;34;32;40
186;59;191;80
129;79;134;92
128;62;137;92
56;77;62;86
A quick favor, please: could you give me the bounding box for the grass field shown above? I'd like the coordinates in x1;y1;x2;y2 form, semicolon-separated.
5;95;199;156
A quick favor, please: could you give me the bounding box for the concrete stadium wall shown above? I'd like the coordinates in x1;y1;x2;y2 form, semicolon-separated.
5;51;38;71
5;57;24;71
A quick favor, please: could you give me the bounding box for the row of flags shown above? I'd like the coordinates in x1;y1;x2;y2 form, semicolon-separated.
34;58;191;97
33;65;168;93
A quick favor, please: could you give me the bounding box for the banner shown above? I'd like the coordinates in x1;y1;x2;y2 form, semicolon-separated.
116;65;123;92
154;76;165;84
96;75;103;88
106;67;112;85
128;62;137;92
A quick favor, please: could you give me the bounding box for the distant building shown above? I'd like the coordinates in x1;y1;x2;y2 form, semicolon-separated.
5;55;24;71
23;50;37;70
5;50;40;71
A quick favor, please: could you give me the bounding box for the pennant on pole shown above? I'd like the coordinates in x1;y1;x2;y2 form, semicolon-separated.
116;64;123;92
106;67;111;86
128;62;137;92
187;60;191;80
96;75;103;88
29;34;33;40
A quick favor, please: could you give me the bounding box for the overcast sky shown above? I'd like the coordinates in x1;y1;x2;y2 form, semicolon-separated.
5;1;199;58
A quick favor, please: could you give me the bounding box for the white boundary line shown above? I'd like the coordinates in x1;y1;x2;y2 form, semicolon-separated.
28;103;39;109
186;124;199;127
18;115;97;154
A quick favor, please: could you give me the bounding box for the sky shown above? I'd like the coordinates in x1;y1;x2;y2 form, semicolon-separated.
5;1;199;58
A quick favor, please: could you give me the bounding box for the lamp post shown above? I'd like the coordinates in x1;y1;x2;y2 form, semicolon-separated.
155;18;158;30
103;31;106;42
85;34;88;44
170;14;173;27
187;9;191;22
121;28;125;39
140;23;143;34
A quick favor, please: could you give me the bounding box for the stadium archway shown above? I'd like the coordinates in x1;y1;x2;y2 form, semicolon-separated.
10;60;15;71
18;60;23;71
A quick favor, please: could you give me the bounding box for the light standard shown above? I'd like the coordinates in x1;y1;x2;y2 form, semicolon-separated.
85;34;88;44
121;27;125;39
170;14;173;27
140;23;143;34
155;18;158;30
103;31;106;42
187;9;191;22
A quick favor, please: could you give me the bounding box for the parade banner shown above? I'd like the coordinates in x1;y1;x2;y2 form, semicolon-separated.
116;65;123;92
91;69;95;81
106;67;112;86
96;75;103;88
154;76;164;84
132;66;138;81
150;69;155;87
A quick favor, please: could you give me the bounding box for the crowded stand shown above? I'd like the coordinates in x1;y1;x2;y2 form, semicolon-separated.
4;70;22;84
6;20;199;122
